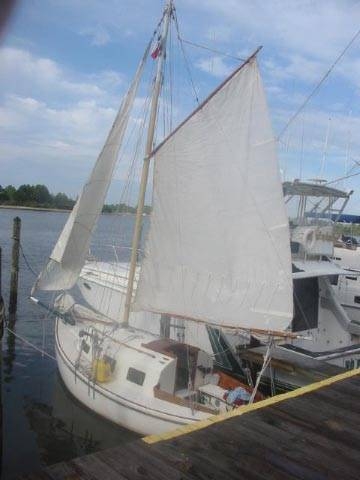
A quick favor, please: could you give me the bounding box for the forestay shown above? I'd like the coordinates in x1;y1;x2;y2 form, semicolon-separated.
34;45;150;292
134;59;293;331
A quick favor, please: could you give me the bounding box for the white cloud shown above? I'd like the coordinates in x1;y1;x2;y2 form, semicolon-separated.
1;93;115;143
0;46;131;194
80;25;111;46
0;47;126;103
181;0;360;60
264;55;327;84
0;92;120;194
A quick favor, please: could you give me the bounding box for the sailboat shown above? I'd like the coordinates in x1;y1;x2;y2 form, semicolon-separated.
31;1;294;435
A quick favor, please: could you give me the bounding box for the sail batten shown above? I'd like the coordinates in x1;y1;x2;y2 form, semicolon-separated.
134;59;293;331
34;43;151;292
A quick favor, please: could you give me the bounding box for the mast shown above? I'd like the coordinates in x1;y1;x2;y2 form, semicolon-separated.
123;1;173;326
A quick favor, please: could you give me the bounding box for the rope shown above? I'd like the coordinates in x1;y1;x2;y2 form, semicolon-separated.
5;326;56;361
278;26;360;139
19;242;39;277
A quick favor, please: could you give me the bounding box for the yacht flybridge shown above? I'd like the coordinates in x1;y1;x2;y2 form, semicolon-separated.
229;180;360;391
31;1;293;434
268;181;360;369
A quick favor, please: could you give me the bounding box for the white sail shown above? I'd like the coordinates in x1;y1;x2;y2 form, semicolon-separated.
134;59;293;332
35;46;150;291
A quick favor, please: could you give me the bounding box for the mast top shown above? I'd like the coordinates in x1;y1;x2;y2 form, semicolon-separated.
165;0;174;16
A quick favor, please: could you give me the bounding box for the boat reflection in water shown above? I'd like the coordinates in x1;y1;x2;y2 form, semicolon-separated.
24;373;138;465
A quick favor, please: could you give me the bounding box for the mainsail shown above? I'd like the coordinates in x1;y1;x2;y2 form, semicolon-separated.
134;58;293;332
34;45;150;292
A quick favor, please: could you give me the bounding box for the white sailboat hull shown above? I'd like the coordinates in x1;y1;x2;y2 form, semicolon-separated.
56;348;193;436
55;318;218;436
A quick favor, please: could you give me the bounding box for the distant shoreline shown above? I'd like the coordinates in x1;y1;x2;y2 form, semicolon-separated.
0;205;70;213
0;205;144;215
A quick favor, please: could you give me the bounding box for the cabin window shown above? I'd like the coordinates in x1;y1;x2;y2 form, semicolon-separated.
346;276;357;281
292;278;319;332
83;282;91;290
329;275;339;286
126;368;145;386
290;242;300;254
354;296;360;304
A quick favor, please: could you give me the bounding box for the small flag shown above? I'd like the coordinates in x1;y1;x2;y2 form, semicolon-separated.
151;43;162;59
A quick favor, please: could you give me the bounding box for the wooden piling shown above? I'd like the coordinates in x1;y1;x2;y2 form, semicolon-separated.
9;216;21;316
0;246;4;338
0;247;4;480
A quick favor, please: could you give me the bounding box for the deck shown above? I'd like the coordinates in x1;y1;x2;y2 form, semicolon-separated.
20;367;360;479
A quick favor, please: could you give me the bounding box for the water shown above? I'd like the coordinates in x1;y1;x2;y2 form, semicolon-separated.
0;208;141;479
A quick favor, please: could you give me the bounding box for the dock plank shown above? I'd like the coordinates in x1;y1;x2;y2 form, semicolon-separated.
246;408;359;478
19;369;360;480
96;442;193;480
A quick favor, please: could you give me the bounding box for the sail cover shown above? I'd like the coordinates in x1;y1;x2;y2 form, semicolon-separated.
35;47;149;291
134;59;293;332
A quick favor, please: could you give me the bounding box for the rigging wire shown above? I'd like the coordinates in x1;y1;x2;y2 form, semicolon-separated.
324;151;360;189
173;7;199;105
120;83;153;207
248;337;273;404
125;74;154;209
162;17;174;138
299;117;305;180
319;117;332;179
179;37;245;62
325;169;360;186
278;26;360;140
115;31;159;212
168;19;174;134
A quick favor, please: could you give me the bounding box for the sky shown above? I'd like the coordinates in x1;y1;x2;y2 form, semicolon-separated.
1;0;360;211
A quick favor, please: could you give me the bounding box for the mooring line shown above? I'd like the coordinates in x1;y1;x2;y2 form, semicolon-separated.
19;242;39;278
5;326;56;361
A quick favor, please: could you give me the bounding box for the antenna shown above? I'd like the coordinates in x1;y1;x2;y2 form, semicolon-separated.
319;117;331;179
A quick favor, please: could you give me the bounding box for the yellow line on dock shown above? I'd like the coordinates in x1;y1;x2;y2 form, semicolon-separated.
143;366;360;445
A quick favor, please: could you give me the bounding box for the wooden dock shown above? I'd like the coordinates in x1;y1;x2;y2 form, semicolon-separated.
20;367;360;479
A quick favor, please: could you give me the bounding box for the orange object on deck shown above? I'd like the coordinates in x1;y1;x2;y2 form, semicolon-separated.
217;370;264;402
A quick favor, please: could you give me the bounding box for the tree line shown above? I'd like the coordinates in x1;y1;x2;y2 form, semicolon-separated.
0;184;75;209
0;184;151;214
